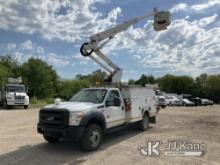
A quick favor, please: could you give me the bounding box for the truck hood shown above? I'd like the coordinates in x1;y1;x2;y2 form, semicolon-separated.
43;101;103;112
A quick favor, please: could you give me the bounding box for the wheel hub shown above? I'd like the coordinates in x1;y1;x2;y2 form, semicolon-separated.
89;131;100;147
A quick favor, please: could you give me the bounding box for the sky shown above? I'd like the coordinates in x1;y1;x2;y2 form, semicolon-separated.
0;0;219;81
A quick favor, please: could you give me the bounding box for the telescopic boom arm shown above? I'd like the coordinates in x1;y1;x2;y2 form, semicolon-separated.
80;8;171;83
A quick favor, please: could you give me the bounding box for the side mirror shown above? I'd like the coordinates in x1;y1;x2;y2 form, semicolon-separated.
54;98;61;105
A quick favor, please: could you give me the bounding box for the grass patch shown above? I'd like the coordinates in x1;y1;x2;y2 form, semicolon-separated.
30;97;54;108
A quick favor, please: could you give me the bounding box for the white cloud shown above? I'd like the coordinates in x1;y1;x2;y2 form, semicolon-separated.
20;40;33;50
103;14;220;76
170;3;188;13
196;14;218;27
170;1;220;13
1;1;220;78
7;43;17;50
36;46;44;54
4;40;71;67
0;0;121;42
191;0;220;11
47;53;69;67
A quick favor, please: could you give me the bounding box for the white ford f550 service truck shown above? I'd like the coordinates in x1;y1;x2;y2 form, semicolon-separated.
38;8;169;151
37;86;157;151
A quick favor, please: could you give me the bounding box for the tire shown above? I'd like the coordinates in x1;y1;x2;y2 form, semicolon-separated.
80;124;103;151
3;101;9;109
138;113;149;131
24;105;28;109
43;135;60;143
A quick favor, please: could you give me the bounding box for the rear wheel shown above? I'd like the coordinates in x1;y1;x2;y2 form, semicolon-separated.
43;135;60;143
138;113;149;131
80;124;103;151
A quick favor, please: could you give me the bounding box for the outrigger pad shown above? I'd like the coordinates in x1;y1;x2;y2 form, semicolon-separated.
153;11;171;31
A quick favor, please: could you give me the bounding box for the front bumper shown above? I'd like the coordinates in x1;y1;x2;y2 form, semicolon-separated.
7;100;29;106
37;124;85;141
158;102;166;106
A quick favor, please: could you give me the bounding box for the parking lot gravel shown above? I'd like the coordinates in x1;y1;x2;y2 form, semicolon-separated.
0;105;220;165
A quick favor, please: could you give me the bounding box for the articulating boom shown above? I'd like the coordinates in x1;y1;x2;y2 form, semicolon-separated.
80;8;171;83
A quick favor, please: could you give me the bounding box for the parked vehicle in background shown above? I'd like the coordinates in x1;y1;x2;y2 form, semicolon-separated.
201;99;213;106
182;98;195;106
208;99;214;105
37;86;157;151
156;95;167;108
167;96;181;106
155;90;162;96
165;96;170;105
188;97;202;106
0;77;29;109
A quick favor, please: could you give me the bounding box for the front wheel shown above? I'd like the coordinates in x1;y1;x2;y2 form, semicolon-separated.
43;135;60;143
80;124;103;151
138;114;149;131
24;105;29;109
3;101;9;109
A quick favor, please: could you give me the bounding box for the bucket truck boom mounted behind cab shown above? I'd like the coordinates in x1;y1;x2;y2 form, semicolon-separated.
80;8;171;83
37;8;171;152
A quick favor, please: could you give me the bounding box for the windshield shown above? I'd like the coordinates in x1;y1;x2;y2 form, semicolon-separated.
6;85;25;92
70;89;107;103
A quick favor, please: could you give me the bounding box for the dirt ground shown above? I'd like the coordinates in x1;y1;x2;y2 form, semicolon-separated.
0;105;220;165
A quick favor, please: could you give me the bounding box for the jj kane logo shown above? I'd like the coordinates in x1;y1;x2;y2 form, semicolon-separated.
139;140;206;157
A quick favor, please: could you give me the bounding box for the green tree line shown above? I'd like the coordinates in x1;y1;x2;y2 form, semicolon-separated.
0;55;220;103
0;55;106;100
128;73;220;102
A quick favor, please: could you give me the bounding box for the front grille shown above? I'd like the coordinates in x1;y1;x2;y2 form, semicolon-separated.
39;109;69;128
159;98;165;102
15;96;25;103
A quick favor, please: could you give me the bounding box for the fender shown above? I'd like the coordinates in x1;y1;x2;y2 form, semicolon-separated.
79;111;106;130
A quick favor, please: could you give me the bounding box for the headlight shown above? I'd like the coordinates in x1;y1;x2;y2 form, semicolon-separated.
69;111;85;126
6;96;14;100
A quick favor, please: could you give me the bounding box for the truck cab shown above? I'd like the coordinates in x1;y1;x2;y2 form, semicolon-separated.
38;86;157;151
0;84;29;109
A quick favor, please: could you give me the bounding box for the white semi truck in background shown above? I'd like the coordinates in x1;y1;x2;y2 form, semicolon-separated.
37;8;170;151
0;77;29;109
